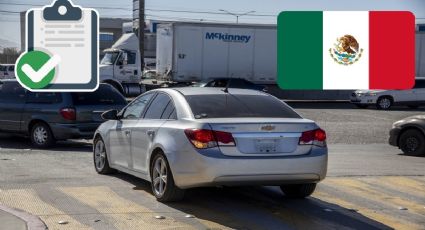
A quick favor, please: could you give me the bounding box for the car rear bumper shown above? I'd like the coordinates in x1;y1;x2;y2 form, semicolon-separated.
169;146;328;189
389;127;401;147
50;123;101;140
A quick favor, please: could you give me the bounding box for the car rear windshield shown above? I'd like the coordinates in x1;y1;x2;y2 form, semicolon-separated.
185;94;301;119
71;85;127;105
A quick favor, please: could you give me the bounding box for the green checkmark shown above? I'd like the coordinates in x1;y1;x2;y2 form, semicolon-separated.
16;50;56;89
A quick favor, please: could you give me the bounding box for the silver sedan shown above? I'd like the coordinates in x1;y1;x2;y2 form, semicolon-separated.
93;88;328;202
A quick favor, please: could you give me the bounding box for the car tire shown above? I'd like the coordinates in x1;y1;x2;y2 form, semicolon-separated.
30;122;55;148
280;183;317;198
150;152;185;202
376;97;393;110
93;137;115;174
355;104;368;109
399;129;425;156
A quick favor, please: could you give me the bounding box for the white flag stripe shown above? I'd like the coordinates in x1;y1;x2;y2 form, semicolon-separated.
323;11;370;89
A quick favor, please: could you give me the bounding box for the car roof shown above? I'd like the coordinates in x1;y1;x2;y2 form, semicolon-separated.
169;87;267;96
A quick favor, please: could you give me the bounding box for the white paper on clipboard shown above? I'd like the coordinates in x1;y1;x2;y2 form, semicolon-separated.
26;0;99;91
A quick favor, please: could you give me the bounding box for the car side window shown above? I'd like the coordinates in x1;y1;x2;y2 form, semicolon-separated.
414;80;425;89
144;93;171;119
161;101;177;120
26;92;62;104
0;82;26;103
122;93;154;120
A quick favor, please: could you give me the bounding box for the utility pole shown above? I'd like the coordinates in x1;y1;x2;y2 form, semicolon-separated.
219;10;256;24
139;0;145;72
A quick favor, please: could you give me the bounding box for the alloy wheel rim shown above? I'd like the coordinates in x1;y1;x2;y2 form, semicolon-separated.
33;126;47;144
153;157;167;197
405;137;419;152
379;99;391;109
94;140;106;170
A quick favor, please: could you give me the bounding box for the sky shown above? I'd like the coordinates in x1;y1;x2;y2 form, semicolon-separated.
0;0;424;49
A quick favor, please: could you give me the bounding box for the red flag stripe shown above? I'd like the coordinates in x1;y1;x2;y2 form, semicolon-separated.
369;11;415;90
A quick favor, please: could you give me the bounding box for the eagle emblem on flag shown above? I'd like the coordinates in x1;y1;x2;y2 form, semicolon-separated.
329;35;364;65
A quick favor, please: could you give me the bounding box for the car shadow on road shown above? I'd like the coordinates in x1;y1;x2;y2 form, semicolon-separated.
113;173;392;230
0;134;92;152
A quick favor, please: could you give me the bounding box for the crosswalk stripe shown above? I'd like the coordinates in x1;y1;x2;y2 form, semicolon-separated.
325;178;425;216
378;176;425;195
359;177;425;201
0;189;91;229
59;186;195;229
314;190;423;230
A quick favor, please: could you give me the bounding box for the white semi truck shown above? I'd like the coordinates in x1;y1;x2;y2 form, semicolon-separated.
155;22;277;84
101;22;425;96
99;33;156;96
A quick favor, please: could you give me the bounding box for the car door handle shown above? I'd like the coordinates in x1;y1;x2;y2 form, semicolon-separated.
147;130;155;137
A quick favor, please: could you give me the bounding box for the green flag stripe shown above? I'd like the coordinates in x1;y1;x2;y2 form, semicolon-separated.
278;11;323;90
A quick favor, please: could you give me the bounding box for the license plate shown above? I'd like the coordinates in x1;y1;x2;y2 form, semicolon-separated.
255;139;278;153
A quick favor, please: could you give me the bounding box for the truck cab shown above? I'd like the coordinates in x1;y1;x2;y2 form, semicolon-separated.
99;33;145;96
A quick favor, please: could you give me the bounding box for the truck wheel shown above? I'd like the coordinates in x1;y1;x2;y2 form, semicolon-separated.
376;97;393;110
399;129;425;156
150;152;185;202
280;183;317;198
30;122;55;148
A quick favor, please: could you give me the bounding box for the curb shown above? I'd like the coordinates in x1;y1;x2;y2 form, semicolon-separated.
0;204;47;230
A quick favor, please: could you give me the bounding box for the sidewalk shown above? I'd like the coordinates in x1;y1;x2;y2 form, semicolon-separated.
0;205;46;230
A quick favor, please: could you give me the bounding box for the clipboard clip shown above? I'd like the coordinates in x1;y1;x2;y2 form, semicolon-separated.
43;0;82;21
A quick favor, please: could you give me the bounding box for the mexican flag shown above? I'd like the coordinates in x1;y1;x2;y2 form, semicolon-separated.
278;11;415;90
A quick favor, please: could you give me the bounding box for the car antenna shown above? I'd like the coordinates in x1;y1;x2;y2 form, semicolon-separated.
222;78;231;93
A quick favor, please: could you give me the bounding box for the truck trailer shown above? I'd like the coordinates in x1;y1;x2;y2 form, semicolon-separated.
156;22;277;84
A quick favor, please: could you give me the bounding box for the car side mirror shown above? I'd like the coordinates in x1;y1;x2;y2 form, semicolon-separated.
102;109;119;120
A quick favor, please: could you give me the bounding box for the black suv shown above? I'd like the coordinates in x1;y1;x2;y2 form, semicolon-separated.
0;80;127;148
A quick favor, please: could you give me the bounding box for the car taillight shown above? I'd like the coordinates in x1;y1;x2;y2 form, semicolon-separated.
299;129;327;147
184;129;236;149
60;107;76;121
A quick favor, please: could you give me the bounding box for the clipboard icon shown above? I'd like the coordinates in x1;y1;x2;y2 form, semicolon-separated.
16;0;99;92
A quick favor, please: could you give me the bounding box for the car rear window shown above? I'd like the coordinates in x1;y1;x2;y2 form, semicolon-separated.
71;85;127;105
185;94;301;119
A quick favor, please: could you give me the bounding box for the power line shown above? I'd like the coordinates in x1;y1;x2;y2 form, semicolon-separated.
0;2;276;17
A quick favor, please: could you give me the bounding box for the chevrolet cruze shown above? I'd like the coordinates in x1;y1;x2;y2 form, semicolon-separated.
93;88;328;202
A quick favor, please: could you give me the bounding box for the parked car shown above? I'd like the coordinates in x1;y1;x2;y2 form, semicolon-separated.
389;115;425;156
0;64;15;79
192;78;267;92
0;80;127;148
94;87;327;202
350;79;425;110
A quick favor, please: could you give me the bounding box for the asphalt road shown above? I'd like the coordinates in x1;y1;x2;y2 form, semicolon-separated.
0;104;424;230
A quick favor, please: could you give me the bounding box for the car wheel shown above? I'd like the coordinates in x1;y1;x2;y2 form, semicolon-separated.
399;129;425;156
280;183;317;198
355;104;368;109
93;137;115;174
30;122;55;148
151;153;185;202
376;97;393;110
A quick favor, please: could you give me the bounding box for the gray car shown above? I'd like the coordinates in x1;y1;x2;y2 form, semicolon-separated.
0;80;127;148
94;88;328;202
